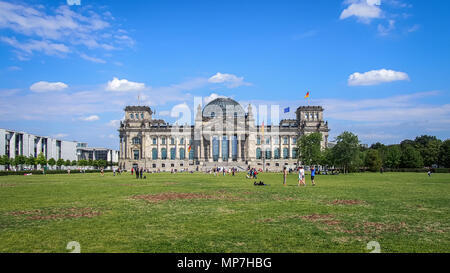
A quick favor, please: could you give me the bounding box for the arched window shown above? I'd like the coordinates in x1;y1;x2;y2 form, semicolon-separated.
180;138;184;145
283;148;289;159
170;137;175;145
189;148;194;160
170;148;176;160
152;148;158;160
256;148;262;159
161;148;167;160
265;137;270;145
274;148;280;159
211;112;215;118
130;113;134;119
152;138;157;145
141;113;144;119
283;136;288;144
179;148;185;160
132;137;141;144
265;150;272;159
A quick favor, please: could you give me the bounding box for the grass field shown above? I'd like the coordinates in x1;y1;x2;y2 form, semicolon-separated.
0;171;449;253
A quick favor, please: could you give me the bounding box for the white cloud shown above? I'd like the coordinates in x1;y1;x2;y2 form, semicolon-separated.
106;77;146;92
208;72;251;88
81;115;99;121
30;81;68;92
340;0;382;23
79;53;106;64
107;119;121;127
204;93;226;104
378;19;395;36
0;1;133;61
1;36;70;57
348;69;409;86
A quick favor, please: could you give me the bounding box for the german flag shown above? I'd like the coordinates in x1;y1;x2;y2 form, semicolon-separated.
188;145;192;153
304;91;310;99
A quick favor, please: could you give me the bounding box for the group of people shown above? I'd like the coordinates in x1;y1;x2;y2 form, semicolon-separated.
131;167;146;179
247;168;259;179
283;166;316;187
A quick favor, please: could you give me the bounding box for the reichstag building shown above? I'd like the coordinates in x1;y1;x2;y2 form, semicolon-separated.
118;98;329;171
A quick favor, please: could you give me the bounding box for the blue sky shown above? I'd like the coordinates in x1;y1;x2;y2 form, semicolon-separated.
0;0;449;149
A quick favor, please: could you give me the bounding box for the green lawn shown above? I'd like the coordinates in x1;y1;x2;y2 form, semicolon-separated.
0;171;449;253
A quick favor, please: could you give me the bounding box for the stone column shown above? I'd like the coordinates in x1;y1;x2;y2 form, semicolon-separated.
157;136;160;159
175;137;178;160
218;136;222;162
228;135;232;162
184;137;188;161
237;134;241;161
288;135;292;159
209;135;213;162
200;136;203;160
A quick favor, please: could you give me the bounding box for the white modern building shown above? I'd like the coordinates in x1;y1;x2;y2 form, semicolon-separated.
0;128;119;170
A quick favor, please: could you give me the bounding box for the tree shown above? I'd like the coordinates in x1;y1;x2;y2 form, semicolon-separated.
26;156;36;169
319;148;334;167
331;132;360;173
71;160;78;166
383;145;401;169
48;158;56;170
14;155;26;170
98;160;107;169
414;135;441;167
56;158;65;169
88;159;94;168
439;139;450;168
400;145;423;168
93;160;99;169
64;160;71;167
36;152;47;167
297;132;322;166
1;155;10;169
370;142;385;150
365;149;382;172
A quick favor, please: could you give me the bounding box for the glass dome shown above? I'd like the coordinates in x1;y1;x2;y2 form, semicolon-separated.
202;97;245;119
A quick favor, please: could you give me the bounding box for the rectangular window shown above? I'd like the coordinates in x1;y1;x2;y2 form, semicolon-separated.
133;150;139;160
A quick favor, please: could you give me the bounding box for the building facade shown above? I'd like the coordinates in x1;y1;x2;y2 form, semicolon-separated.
118;98;329;172
77;142;120;165
0;128;119;170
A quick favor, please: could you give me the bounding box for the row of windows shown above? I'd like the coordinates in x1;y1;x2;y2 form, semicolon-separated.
256;136;297;145
130;113;145;119
133;148;194;160
304;112;319;120
133;136;298;145
256;148;297;159
132;137;192;145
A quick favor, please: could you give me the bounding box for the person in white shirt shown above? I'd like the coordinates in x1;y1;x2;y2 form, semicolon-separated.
298;166;305;186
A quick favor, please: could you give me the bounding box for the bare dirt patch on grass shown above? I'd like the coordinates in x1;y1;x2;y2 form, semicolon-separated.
0;184;16;187
329;199;365;205
131;192;241;203
8;207;102;220
355;221;409;233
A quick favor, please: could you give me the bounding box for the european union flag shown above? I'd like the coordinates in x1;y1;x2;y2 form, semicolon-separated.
284;107;290;113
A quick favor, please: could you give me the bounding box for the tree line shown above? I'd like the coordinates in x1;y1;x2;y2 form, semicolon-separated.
0;152;116;171
296;132;450;173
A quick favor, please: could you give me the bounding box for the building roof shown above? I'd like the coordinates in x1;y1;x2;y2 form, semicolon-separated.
124;106;153;114
202;97;245;118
